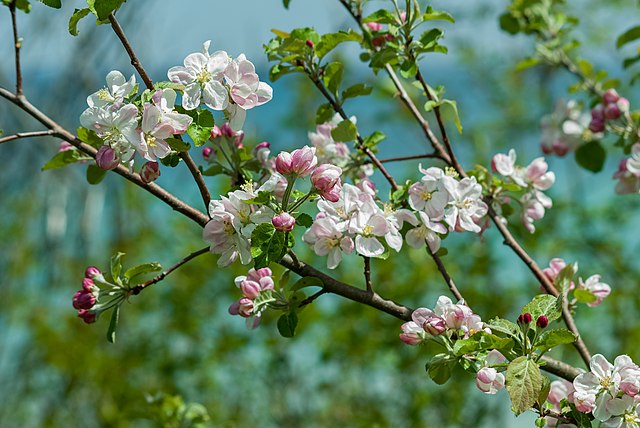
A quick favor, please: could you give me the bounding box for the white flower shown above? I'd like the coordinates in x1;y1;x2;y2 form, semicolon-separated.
80;103;139;161
443;176;488;233
302;216;354;269
405;211;446;252
87;70;136;108
202;210;251;267
578;275;611;307
168;40;231;111
350;208;389;257
573;354;622;421
409;166;449;220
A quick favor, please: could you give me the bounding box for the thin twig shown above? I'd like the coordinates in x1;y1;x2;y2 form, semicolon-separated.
363;256;373;292
107;12;211;211
562;295;591;367
0;130;55;144
427;246;463;301
131;246;210;294
369;153;441;164
298;289;328;308
9;0;22;96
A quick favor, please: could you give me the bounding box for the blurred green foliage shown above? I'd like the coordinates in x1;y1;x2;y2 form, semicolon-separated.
1;0;639;427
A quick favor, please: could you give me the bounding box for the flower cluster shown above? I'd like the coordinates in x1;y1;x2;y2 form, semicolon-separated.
614;143;640;195
540;100;594;156
168;40;272;131
589;89;630;134
491;150;555;233
545;379;575;427
543;258;611;307
72;266;102;324
476;350;508;395
399;296;488;345
228;267;275;329
571;354;640;426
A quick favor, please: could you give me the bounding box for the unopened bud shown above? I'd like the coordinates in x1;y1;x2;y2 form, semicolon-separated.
366;22;382;32
603;89;620;105
536;315;549;329
59;142;73;152
272;212;296;232
589;118;605;133
305;39;314;49
202;147;214;161
73;290;96;310
96;145;119;170
219;123;235;138
140;161;160;184
210;125;222;139
518;313;532;324
604;103;621;120
84;266;101;279
77;309;97;324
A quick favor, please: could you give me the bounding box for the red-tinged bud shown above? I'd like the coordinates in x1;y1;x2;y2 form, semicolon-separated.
78;309;97;324
272;212;296;232
84;266;101;279
240;280;261;300
603;89;620;105
228;297;254;318
552;140;570;157
385;33;394;41
73;290;96;310
518;313;532;324
254;141;270;152
536;315;549;328
366;22;382;32
96;145;120;170
233;130;245;148
305;39;314;49
202;147;214;161
210;125;222;139
220;123;235;138
605;103;621;120
372;36;385;47
140;161;160;184
59;142;73;152
82;278;96;293
589;118;605;133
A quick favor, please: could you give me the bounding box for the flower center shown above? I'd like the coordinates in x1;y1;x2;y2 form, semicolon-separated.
445;167;458;178
599;376;613;389
457;198;473;210
97;88;113;102
146;134;157;148
196;70;212;85
224;220;235;236
420;190;433;201
362;224;374;237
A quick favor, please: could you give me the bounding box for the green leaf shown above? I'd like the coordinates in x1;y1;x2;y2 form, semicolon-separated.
617;25;640;49
41;148;91;171
423;6;454;23
7;0;31;13
537;376;551;408
506;356;543;415
515;57;541;71
186;109;215;147
453;332;514;356
362;131;385;148
522;294;562;323
441;99;463;133
499;13;520;35
341;83;372;101
165;137;190;153
110;251;125;281
277;312;298;338
291;276;323;292
106;305;120;343
201;163;226;177
369;46;400;69
573;289;597;304
160;152;180;167
534;329;576;353
296;213;313;228
87;0;124;21
323;62;344;95
331;119;357;142
86;164;107;185
77;126;103;148
418;28;444;49
39;0;60;8
282;0;291;9
575;141;606;173
363;9;398;24
486;317;520;339
251;223;287;269
124;262;162;282
315;31;362;58
316;103;334;124
425;353;457;385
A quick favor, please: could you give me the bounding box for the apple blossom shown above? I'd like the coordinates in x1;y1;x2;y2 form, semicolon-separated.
140;161;161;184
80;103;139;161
408;165;449;219
302;216;354;269
311;164;343;202
87;70;136;108
275;146;318;177
272;212;296;232
405;211;446;252
350;209;389;257
476;367;505;394
442;175;488;233
578;274;611;307
540;100;591;156
228;297;254;318
96;145;120;170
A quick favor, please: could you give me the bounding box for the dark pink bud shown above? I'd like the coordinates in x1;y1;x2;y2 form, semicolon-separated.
202;147;214;161
240;280;261;299
233;130;245;148
589;118;605;133
385;33;394;41
229;298;254;318
603;89;620;105
518;313;532;324
255;141;270;152
140;161;160;184
220;123;235;138
78;309;97;324
84;266;101;279
372;36;385;47
272;212;296;232
96;145;120;170
591;104;605;122
82;278;96;292
73;290;96;310
366;22;382;32
210;125;222;139
536;315;549;328
59;142;74;152
305;39;314;49
552;140;570;157
604;103;621;120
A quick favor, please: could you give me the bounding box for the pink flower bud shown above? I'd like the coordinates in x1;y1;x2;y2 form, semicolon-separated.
272;212;296;232
220;123;235;138
233;130;245;148
400;11;407;22
96;145;120;170
140;161;160;184
518;313;532;324
240;280;261;299
605;103;621;120
366;22;382;31
202;147;214;161
603;89;620;105
59;142;73;152
82;277;97;293
372;35;385;47
84;266;101;279
78;309;97;324
588;118;605;133
305;39;314;49
618;97;630;114
591;104;605;122
311;164;342;201
275;146;318;177
210;125;222;139
536;315;549;328
552;140;570;157
476;367;505;394
73;290;96;310
384;33;394;42
228;297;254;318
423;317;446;336
255;141;270;152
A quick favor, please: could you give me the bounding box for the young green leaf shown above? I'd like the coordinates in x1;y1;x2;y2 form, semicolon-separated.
522;294;562;323
86;164;107;185
425;353;457;385
575;141;605;173
331;119;357;142
41;148;92;171
534;329;576;353
277;312;298;338
506;356;543;415
124;262;162;282
106;305;120;343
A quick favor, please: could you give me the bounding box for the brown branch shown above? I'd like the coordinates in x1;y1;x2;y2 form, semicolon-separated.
0;87;208;228
0;130;55;144
307;73;399;191
369;153;442;164
298;289;328;308
363;256;372;292
107;12;211;211
427;247;463;302
9;0;22;95
539;355;582;381
562;296;591;367
130;246;210;294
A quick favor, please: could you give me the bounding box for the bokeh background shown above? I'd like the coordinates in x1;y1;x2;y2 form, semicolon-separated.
0;0;639;426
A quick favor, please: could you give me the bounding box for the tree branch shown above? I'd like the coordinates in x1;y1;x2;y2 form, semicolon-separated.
131;246;210;294
370;153;442;164
9;0;22;96
363;256;372;292
427;247;463;302
0;130;55;144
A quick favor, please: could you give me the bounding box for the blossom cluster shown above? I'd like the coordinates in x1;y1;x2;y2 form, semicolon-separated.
543;258;611;307
475;350;508;395
399;296;488;345
308;114;352;168
589;89;630;134
540;100;594;156
491;150;555;233
228;267;275;329
614;143;640;195
71;266;103;324
548;354;640;427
